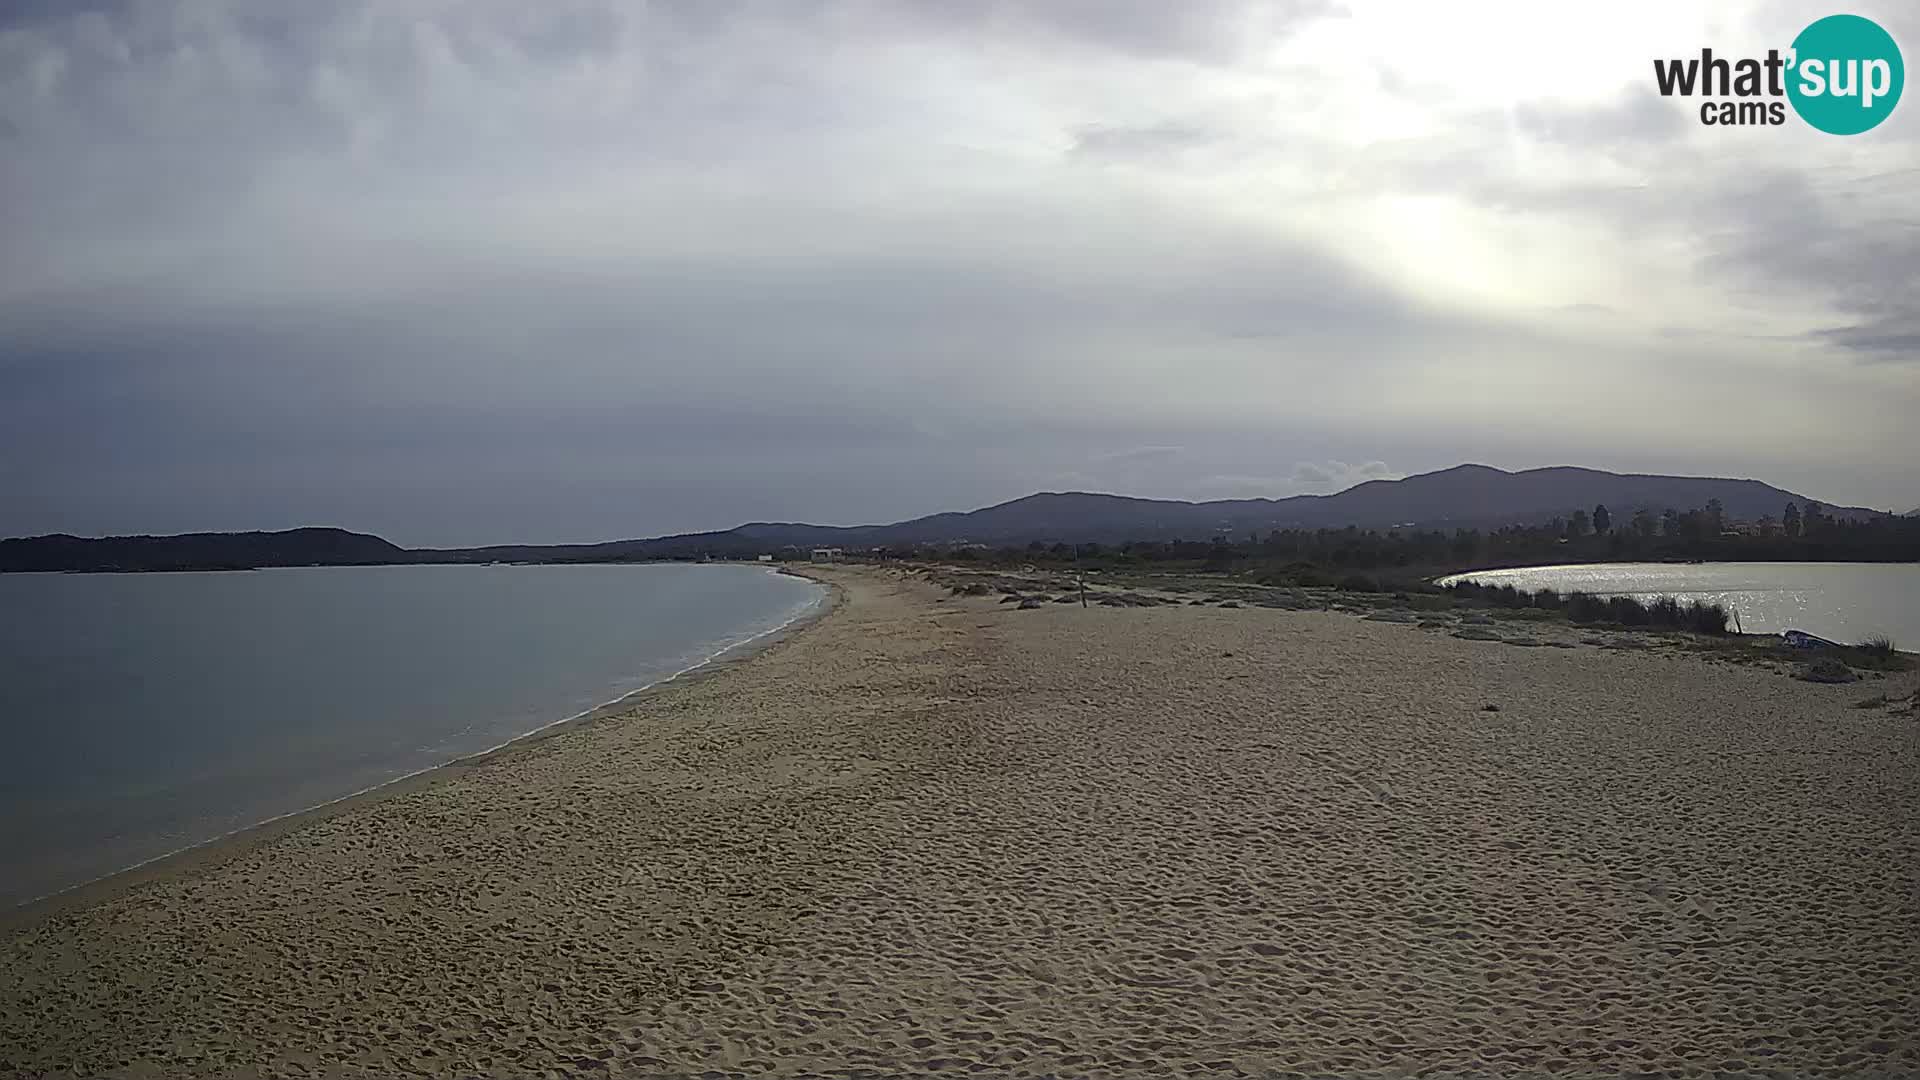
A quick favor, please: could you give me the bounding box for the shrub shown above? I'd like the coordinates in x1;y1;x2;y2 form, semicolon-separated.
1682;601;1730;635
1858;635;1897;656
1566;592;1605;623
1606;596;1650;625
1647;596;1682;625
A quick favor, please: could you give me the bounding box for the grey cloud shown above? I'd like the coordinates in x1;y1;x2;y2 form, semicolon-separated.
894;0;1344;63
1353;107;1918;369
1815;320;1920;358
1070;121;1216;162
1690;169;1920;362
1513;89;1685;148
1287;460;1397;492
1092;446;1185;464
0;0;1914;542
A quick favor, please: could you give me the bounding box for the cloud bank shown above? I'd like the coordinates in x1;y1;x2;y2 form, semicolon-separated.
2;0;1914;543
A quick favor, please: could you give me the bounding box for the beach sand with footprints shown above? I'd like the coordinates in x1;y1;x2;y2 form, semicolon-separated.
3;565;1916;1078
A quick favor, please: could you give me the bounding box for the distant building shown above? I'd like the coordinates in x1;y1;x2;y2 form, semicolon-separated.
810;547;843;563
756;554;774;562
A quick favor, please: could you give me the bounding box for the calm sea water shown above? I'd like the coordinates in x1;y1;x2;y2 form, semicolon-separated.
0;563;824;909
1439;562;1919;644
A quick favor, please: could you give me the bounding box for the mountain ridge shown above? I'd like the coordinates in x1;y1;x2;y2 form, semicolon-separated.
0;464;1888;571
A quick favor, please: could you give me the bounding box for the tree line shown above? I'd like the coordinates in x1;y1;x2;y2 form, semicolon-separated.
922;499;1920;580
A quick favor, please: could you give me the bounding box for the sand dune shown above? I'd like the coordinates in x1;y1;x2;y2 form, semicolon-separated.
2;566;1915;1078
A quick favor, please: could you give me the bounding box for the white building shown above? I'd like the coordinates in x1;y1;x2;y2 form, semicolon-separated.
809;547;843;563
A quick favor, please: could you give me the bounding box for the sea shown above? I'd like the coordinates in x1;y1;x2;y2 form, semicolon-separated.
0;562;825;909
1437;562;1919;644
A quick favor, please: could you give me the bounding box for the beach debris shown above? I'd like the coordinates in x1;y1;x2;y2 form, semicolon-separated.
1481;704;1501;712
1017;598;1046;609
1452;628;1503;642
1219;601;1243;609
1795;658;1858;683
1782;629;1843;650
999;594;1023;604
1363;610;1417;623
1502;637;1546;647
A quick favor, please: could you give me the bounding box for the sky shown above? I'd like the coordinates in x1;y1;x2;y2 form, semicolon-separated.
2;0;1916;546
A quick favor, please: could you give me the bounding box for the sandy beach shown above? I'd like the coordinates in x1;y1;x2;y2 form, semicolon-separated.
3;564;1915;1079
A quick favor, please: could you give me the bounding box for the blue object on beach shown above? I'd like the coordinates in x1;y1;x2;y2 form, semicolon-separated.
1782;629;1842;649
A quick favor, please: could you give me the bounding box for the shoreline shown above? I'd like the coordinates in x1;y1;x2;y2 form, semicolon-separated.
1;566;841;931
6;564;1913;1078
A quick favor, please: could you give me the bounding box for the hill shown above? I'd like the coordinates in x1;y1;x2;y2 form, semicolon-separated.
2;465;1884;570
453;463;1869;557
0;528;407;573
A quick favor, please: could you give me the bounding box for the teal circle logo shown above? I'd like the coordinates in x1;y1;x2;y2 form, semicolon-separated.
1787;14;1903;134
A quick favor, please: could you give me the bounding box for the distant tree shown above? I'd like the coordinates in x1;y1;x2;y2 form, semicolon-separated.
1569;509;1591;537
1204;536;1234;570
1783;501;1802;538
1705;498;1725;535
1592;504;1612;535
1632;508;1658;539
1679;509;1708;541
1803;500;1824;535
1661;508;1681;536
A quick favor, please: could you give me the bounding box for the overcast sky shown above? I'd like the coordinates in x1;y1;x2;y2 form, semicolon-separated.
3;1;1915;545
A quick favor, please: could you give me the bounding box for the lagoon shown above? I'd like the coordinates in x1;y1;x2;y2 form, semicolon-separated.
1438;561;1918;644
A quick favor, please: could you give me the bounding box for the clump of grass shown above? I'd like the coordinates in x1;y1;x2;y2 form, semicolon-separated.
1836;640;1911;672
1797;658;1857;684
1852;694;1890;709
